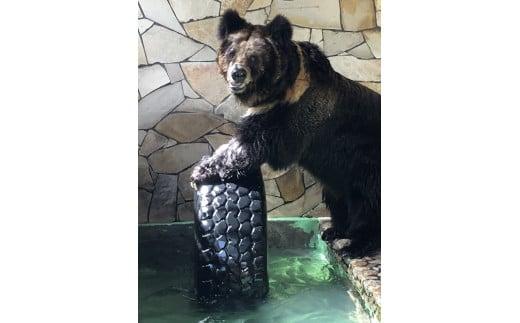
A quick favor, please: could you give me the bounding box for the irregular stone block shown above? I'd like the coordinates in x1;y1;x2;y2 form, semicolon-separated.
363;28;381;58
139;130;169;156
183;17;221;51
266;195;284;211
214;95;248;123
138;130;147;146
169;0;220;23
323;30;364;56
303;170;316;188
329;56;380;82
141;25;203;63
178;165;195;201
264;179;280;197
138;35;147;66
292;26;311;42
148;143;210;173
149;174;178;222
138;64;170;97
138;189;152;223
220;0;254;16
164;63;184;83
248;0;271;11
346;42;375;59
260;163;290;180
269;0;341;29
140;0;185;34
181;62;229;105
138;18;154;34
138;156;154;191
189;46;217;61
303;183;323;213
138;82;184;129
181;80;199;98
177;202;195;221
268;195;305;217
217;123;237;135
175;98;213;113
244;9;267;25
155;112;225;142
339;0;376;31
275;167;305;202
310;28;323;48
204;133;232;150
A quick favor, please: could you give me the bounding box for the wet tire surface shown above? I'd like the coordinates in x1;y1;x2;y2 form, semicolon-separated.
194;171;268;303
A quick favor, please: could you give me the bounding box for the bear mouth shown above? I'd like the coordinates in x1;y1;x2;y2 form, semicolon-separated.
229;83;247;94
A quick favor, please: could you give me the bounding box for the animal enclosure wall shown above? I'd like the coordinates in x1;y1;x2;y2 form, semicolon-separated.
138;0;381;223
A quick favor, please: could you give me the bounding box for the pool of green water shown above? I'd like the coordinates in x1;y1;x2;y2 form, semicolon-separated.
139;242;366;322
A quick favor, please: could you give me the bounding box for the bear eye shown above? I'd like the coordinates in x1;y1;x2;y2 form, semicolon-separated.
227;48;236;58
249;55;258;65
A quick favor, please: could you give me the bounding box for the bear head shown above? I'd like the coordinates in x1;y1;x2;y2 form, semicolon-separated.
216;10;302;107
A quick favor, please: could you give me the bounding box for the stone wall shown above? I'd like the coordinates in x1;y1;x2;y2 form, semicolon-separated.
138;0;381;223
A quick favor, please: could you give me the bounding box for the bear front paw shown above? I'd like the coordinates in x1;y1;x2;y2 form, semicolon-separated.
190;157;220;186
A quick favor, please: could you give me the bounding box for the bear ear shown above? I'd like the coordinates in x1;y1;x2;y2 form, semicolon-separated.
266;15;292;43
218;10;247;40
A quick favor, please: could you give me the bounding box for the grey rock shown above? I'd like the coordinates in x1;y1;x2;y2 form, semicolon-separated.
260;163;291;180
177;202;195;221
149;174;178;222
181;80;199;98
189;46;217;61
175;98;213;113
269;0;341;29
155;112;225;142
217;123;237;135
204;133;232;150
340;0;376;31
138;35;147;65
138;156;154;191
138;189;152;223
178;165;195;201
138;64;170;97
363;29;381;58
346;42;375;59
244;9;267;25
275;167;305;202
303;183;323;213
138;82;184;129
140;0;185;35
141;25;203;63
138;130;147;146
169;0;220;23
303;170;316;188
323;30;364;56
264;179;281;197
248;0;271;10
164;63;184;83
329;56;380;82
138;18;154;34
148;143;210;173
266;195;284;211
268;195;305;217
139;130;169;156
214;95;248;123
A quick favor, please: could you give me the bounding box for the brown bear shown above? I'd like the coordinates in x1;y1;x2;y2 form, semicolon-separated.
192;10;381;257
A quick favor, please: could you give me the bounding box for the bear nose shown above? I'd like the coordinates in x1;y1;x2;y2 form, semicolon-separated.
231;67;247;83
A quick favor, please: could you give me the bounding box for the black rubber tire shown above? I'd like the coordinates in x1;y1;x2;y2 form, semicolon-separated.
193;170;268;303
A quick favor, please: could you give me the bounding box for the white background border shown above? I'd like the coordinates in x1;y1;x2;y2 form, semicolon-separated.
1;1;519;322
